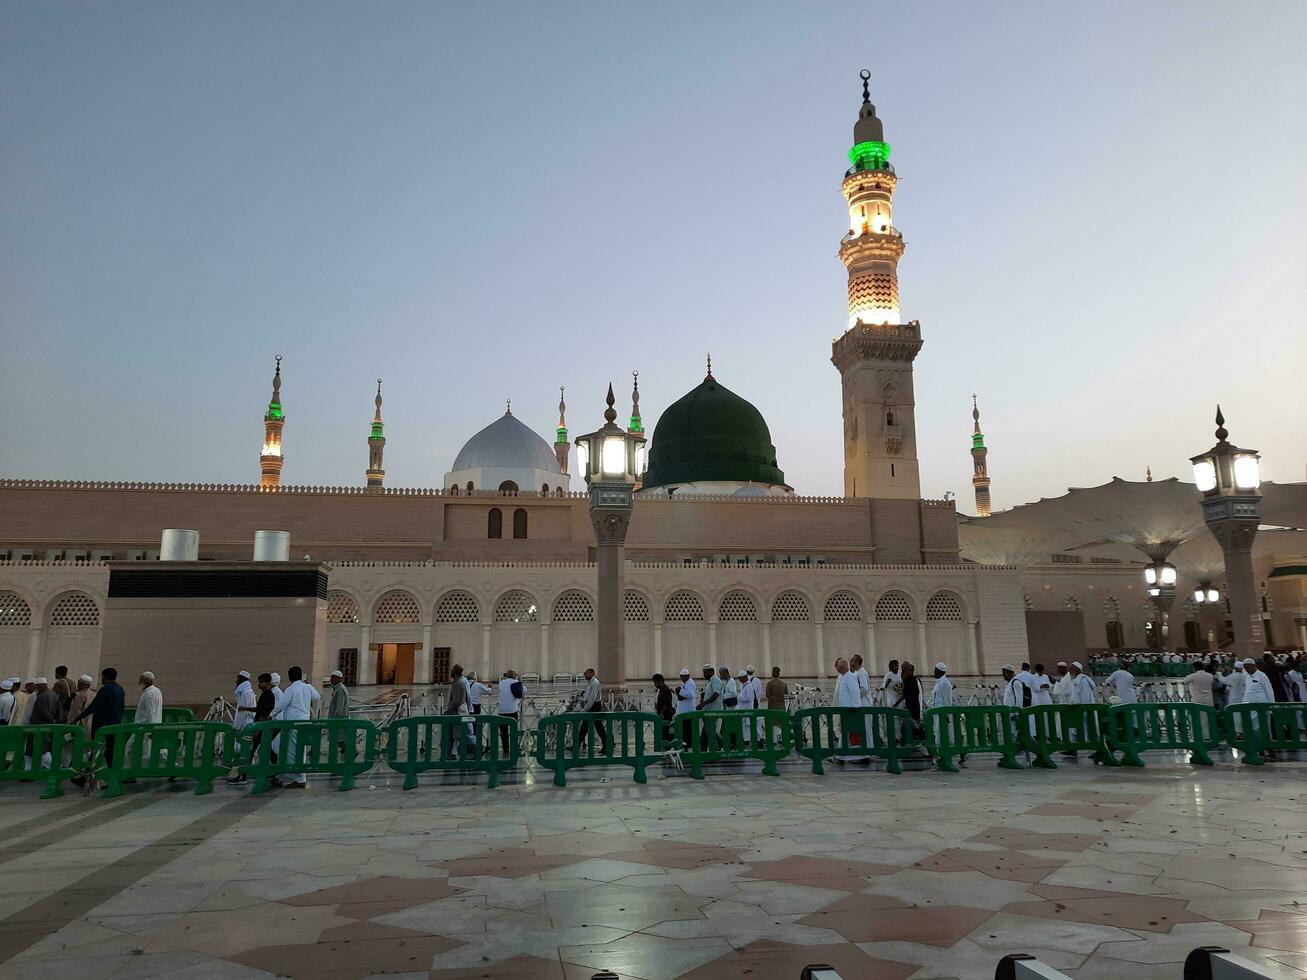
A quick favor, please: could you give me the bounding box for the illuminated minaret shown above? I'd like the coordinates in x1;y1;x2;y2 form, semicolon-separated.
831;71;923;499
259;355;284;489
366;379;386;492
629;371;643;435
554;387;569;475
971;394;991;517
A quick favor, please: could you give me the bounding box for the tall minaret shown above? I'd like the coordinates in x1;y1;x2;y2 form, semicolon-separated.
554;387;570;475
260;355;285;489
366;379;386;492
831;71;923;499
629;371;643;435
971;394;991;517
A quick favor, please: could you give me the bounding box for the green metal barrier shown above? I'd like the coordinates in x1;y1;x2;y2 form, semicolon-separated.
792;706;916;775
1106;702;1220;767
1221;703;1307;766
0;725;89;799
1020;704;1119;769
533;711;663;787
674;709;792;778
386;714;519;789
122;706;196;724
242;718;379;793
924;706;1023;773
95;721;239;797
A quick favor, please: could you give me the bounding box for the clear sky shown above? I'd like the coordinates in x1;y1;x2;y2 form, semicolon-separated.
3;2;1305;509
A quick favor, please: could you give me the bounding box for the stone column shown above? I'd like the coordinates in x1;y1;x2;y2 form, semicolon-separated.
26;625;45;679
813;622;825;679
481;624;492;681
359;625;374;685
915;620;928;664
864;621;876;671
966;620;980;676
417;624;432;685
1296;616;1307;650
653;622;663;676
707;620;718;667
591;506;632;684
761;621;772;669
540;623;551;680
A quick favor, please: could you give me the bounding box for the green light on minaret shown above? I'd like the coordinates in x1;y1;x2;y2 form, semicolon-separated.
848;140;891;172
972;432;985;450
371;421;384;438
266;401;283;421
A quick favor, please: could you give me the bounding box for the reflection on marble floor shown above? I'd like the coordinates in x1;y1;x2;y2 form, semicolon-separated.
0;757;1305;979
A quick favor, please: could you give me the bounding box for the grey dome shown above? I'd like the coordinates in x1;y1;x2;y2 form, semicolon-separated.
451;412;562;474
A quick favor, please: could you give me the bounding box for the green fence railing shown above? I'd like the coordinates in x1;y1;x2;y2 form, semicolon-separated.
95;721;239;797
121;707;197;725
0;725;89;799
1021;704;1119;769
242;718;379;793
792;706;917;775
674;709;793;778
1221;703;1307;766
386;714;519;789
533;711;663;787
1106;702;1221;767
924;705;1024;772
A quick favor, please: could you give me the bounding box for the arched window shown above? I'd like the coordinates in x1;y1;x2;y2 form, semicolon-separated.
0;592;32;627
49;592;99;627
624;590;650;622
718;591;758;622
436;590;480;623
488;508;502;538
449;484;460;496
541;483;549;494
926;592;964;621
772;591;811;622
664;591;705;622
513;508;528;539
374;591;420;624
494;590;538;623
824;591;862;622
327;591;360;624
465;481;474;494
874;591;913;622
499;480;518;493
553;591;595;622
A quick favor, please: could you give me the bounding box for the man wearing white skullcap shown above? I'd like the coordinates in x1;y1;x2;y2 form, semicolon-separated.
16;680;36;725
232;670;256;732
67;674;96;738
136;671;164;725
270;672;284;714
0;678;14;725
674;668;696;748
1068;662;1096;705
929;663;954;708
1053;662;1073;704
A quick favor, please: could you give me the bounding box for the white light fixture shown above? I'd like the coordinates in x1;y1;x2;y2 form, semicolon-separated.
1192;459;1217;493
1233;453;1261;490
601;436;626;477
575;439;589;477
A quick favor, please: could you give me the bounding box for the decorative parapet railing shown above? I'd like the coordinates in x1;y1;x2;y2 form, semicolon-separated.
0;559;1013;572
333;561;598;569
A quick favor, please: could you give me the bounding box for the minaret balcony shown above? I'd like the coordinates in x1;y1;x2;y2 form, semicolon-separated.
839;230;904;263
831;319;923;368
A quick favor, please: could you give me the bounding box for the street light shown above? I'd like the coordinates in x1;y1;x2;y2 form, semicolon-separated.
1189;406;1263;661
575;383;647;685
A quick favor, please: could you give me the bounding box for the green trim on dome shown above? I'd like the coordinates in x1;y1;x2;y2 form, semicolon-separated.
642;377;787;491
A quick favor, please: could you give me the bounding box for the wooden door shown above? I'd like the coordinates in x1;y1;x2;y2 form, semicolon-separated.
432;647;451;685
338;648;358;686
395;644;416;686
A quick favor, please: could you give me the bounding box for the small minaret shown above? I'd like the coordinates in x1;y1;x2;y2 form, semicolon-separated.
629;371;643;434
971;394;991;517
554;387;569;475
260;355;285;490
366;379;386;492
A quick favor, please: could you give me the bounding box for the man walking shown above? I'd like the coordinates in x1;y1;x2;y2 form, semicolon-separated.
272;665;320;788
1106;658;1137;704
576;668;609;755
833;658;862;763
0;679;14;725
327;669;351;754
497;669;525;756
882;660;903;709
51;666;74;721
136;672;163;724
444;664;471;759
674;668;696;747
233;670;257;733
73;667;125;783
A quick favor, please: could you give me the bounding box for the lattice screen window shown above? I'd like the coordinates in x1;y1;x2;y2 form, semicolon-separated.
1063;595;1082;612
374;591;420;624
436;591;479;623
624;591;650;622
824;591;862;622
326;592;360;624
49;593;99;627
664;591;704;622
875;591;913;622
0;592;32;627
772;591;811;622
553;591;594;623
926;592;964;621
1103;597;1121;621
495;590;538;623
718;591;758;622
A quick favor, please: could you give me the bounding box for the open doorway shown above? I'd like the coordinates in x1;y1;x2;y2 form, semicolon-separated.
377;643;418;685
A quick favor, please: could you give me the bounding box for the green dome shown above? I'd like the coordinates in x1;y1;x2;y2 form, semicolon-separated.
642;374;788;491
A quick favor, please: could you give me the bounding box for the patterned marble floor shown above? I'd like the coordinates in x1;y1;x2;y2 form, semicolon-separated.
0;756;1304;979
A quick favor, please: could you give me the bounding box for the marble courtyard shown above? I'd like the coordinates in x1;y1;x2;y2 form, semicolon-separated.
0;757;1304;979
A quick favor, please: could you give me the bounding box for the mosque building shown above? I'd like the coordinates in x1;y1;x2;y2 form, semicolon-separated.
1;75;1304;702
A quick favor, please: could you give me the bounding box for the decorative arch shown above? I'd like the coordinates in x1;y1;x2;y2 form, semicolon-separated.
48;591;100;627
487;508;503;538
874;590;914;622
494;590;539;623
435;590;480;624
1063;594;1082;611
664;590;705;622
718;590;759;622
552;590;595;623
772;590;811;622
623;590;650;622
326;591;360;624
823;590;862;622
498;480;519;493
0;591;33;627
374;590;421;624
513;508;528;539
926;591;965;621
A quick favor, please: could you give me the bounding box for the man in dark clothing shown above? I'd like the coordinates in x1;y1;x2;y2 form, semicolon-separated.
51;666;74;721
230;673;277;784
74;667;125;766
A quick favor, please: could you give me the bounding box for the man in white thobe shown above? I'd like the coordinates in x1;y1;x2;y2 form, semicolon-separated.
1053;663;1072;703
135;671;164;764
850;654;874;749
1000;665;1025;707
928;663;955;760
232;670;256;732
736;668;756;744
1105;661;1137;704
272;666;321;787
674;668;696;748
270;672;285;715
746;666;766;743
0;679;14;725
833;658;862;763
1238;657;1276;755
1068;662;1096;705
1028;666;1054;707
882;661;903;709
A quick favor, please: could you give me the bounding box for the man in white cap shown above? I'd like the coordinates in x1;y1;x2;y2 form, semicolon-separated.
1000;665;1024;707
929;663;954;708
16;680;35;725
735;667;756;744
270;672;284;715
850;654;874;750
1068;662;1096;705
66;675;95;737
832;658;862;763
674;668;696;747
1105;658;1136;704
0;679;14;725
1240;658;1273;704
233;671;256;732
136;672;163;725
327;670;350;720
1052;662;1072;703
746;665;765;743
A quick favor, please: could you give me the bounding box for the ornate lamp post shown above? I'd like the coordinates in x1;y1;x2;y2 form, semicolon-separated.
575;384;647;684
1190;406;1262;661
1143;559;1178;647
